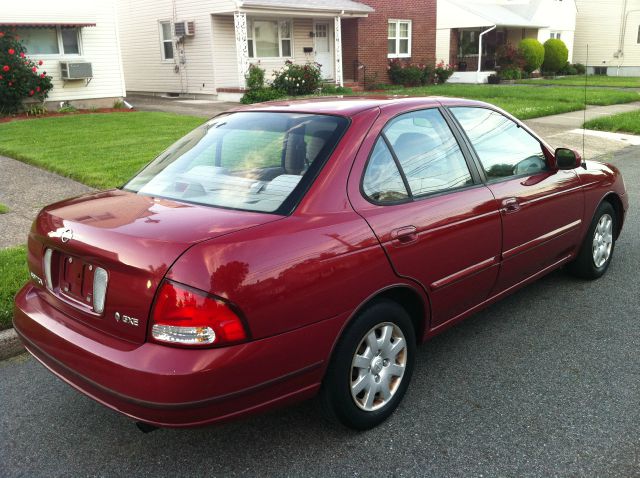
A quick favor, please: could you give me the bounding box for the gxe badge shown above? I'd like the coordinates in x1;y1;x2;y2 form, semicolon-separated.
114;312;139;327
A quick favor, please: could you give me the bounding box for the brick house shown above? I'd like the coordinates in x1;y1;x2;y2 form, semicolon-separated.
117;0;437;100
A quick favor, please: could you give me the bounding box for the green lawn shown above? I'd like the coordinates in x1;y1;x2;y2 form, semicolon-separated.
584;109;640;134
0;203;8;214
517;76;640;88
372;84;639;119
0;246;28;331
0;112;206;189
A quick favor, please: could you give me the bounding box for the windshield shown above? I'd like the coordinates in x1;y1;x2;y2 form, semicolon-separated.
124;112;349;214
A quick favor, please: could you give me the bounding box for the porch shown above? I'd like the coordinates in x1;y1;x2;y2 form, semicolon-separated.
210;1;372;99
438;0;547;83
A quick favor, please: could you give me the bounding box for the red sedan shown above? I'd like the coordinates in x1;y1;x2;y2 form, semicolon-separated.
14;97;628;430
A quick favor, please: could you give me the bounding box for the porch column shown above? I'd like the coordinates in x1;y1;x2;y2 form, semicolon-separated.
334;16;343;87
234;11;249;88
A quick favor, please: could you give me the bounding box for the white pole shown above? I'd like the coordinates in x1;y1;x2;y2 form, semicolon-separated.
477;25;497;83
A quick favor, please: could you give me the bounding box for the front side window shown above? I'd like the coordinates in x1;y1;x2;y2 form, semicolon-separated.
248;19;292;58
388;20;411;58
160;21;173;60
450;107;548;180
363;109;473;203
124;112;348;214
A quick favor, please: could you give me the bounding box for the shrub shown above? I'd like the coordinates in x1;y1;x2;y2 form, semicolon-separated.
388;59;423;86
542;38;569;74
487;74;501;84
240;87;286;104
559;62;578;75
246;63;265;90
113;99;124;109
573;63;586;75
271;61;321;95
434;61;454;84
499;68;522;81
0;29;53;114
496;42;526;70
518;39;545;73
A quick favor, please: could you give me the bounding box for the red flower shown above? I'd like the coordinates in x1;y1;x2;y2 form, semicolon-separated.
8;48;15;55
38;60;43;65
20;52;25;58
29;90;34;96
36;86;41;92
2;65;9;72
40;73;45;78
32;66;37;72
0;32;4;37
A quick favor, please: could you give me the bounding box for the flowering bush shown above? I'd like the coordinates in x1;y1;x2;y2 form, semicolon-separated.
388;59;433;86
434;61;454;84
271;61;322;95
496;42;526;71
0;29;53;114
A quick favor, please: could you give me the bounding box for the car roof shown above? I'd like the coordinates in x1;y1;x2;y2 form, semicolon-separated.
231;96;492;117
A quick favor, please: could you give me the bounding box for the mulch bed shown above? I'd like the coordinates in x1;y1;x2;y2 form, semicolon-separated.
0;108;136;123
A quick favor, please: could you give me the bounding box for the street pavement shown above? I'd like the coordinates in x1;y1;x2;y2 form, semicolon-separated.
1;146;639;477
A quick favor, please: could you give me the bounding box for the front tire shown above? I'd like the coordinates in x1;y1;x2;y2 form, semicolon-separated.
568;201;616;280
321;299;416;430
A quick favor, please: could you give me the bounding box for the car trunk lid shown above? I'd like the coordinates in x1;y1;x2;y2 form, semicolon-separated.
30;189;282;344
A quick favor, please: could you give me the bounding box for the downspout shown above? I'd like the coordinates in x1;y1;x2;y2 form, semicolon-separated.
477;25;497;83
619;8;640;75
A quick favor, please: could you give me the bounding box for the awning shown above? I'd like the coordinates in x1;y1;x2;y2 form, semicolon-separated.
438;0;548;30
234;0;373;16
0;22;96;28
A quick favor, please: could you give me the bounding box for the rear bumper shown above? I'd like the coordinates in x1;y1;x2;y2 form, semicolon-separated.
14;284;344;428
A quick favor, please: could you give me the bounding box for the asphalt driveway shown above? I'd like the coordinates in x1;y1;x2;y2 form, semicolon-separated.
1;147;639;477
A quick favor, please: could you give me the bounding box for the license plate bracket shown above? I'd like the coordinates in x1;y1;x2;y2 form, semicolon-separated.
60;255;95;306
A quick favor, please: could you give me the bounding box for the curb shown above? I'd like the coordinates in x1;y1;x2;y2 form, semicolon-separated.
0;328;25;361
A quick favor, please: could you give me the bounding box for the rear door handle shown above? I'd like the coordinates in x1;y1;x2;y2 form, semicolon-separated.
501;198;521;214
391;226;418;245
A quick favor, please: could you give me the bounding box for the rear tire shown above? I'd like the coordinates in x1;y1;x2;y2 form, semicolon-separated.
320;299;416;430
568;201;616;280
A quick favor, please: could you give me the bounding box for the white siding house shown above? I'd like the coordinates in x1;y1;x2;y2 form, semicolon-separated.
0;0;126;108
436;0;577;83
117;0;373;101
574;0;640;76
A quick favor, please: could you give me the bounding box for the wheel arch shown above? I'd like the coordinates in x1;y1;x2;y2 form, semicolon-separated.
601;192;624;239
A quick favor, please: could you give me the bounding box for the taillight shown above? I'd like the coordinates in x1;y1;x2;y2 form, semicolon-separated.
150;281;248;347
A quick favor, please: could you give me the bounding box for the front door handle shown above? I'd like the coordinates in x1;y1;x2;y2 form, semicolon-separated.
501;198;521;214
391;226;418;245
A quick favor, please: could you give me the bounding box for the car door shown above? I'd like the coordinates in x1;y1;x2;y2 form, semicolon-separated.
448;106;585;293
348;107;502;329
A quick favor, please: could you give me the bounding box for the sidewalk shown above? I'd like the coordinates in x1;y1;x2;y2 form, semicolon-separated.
0;156;93;249
525;101;640;160
125;94;237;118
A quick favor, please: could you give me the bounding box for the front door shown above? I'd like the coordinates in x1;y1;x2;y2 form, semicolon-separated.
449;106;585;292
348;107;502;330
314;21;333;79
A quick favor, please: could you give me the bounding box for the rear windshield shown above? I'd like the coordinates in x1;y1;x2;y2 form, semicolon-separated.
124;112;349;214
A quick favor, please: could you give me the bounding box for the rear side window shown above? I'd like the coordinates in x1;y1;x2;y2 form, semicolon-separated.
124;112;348;214
450;107;548;180
362;138;409;203
362;108;473;203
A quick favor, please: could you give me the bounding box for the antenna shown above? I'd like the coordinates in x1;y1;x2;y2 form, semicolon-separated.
583;44;589;161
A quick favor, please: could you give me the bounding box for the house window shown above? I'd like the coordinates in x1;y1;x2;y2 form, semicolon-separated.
550;31;562;40
388;20;411;58
637;25;640;43
15;27;82;55
160;21;173;60
248;19;292;58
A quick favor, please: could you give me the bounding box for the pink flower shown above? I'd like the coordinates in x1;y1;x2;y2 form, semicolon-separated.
2;65;9;72
38;60;43;65
20;52;25;58
32;66;37;72
8;48;15;55
29;90;34;96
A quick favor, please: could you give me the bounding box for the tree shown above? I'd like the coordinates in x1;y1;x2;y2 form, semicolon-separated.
518;39;545;74
0;29;53;114
542;38;569;75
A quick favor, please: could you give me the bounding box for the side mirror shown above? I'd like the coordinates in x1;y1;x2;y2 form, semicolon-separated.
555;148;583;170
